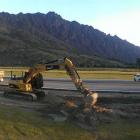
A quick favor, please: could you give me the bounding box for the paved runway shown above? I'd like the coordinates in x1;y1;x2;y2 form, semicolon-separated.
1;78;140;92
44;79;140;92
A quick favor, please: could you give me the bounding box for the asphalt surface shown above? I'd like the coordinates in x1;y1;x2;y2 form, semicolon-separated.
43;79;140;92
1;78;140;93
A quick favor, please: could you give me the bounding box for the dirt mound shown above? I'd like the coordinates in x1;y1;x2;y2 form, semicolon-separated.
0;89;139;131
38;93;113;130
37;91;140;130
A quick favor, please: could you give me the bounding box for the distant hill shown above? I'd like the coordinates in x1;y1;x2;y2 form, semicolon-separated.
0;12;139;67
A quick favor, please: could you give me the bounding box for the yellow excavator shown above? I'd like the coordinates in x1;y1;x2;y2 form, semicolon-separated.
4;58;98;106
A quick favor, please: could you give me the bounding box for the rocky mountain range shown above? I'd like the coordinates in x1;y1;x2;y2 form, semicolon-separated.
0;11;139;67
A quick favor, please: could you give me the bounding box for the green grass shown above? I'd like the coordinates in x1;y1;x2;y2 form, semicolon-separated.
0;105;139;140
0;67;139;80
43;70;137;80
97;121;140;140
0;105;96;140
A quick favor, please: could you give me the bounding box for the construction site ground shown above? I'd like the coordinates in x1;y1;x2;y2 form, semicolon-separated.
0;86;139;140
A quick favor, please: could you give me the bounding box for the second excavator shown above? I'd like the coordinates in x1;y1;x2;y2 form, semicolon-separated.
4;58;98;106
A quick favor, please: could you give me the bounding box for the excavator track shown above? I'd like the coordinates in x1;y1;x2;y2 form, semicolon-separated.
3;90;37;101
33;90;46;100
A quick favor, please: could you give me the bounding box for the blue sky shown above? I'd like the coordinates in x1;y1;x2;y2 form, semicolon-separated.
0;0;140;46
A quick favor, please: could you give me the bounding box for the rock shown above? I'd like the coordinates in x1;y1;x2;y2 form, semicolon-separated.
48;114;67;122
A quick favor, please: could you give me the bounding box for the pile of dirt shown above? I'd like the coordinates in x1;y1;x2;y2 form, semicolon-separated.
38;93;112;130
38;91;140;130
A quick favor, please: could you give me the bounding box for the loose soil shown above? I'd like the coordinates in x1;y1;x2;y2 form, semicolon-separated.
0;89;139;131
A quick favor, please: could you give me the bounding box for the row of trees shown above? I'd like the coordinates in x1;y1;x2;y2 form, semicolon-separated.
136;58;140;69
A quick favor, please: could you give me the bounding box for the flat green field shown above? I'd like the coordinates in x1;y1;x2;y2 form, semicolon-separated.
0;67;139;80
43;70;137;80
0;105;96;140
0;105;139;140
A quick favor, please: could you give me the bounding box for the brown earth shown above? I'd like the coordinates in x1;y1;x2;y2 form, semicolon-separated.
0;88;139;131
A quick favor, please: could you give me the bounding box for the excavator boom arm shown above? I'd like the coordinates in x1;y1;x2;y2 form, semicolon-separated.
23;57;97;105
63;58;92;97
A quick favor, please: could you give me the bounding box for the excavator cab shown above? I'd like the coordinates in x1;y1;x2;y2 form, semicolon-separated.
25;72;43;89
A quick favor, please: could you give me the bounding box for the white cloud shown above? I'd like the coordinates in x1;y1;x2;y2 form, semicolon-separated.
91;10;140;46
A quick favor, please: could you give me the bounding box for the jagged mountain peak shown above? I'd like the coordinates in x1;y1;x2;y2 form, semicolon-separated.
0;12;140;66
46;11;61;18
